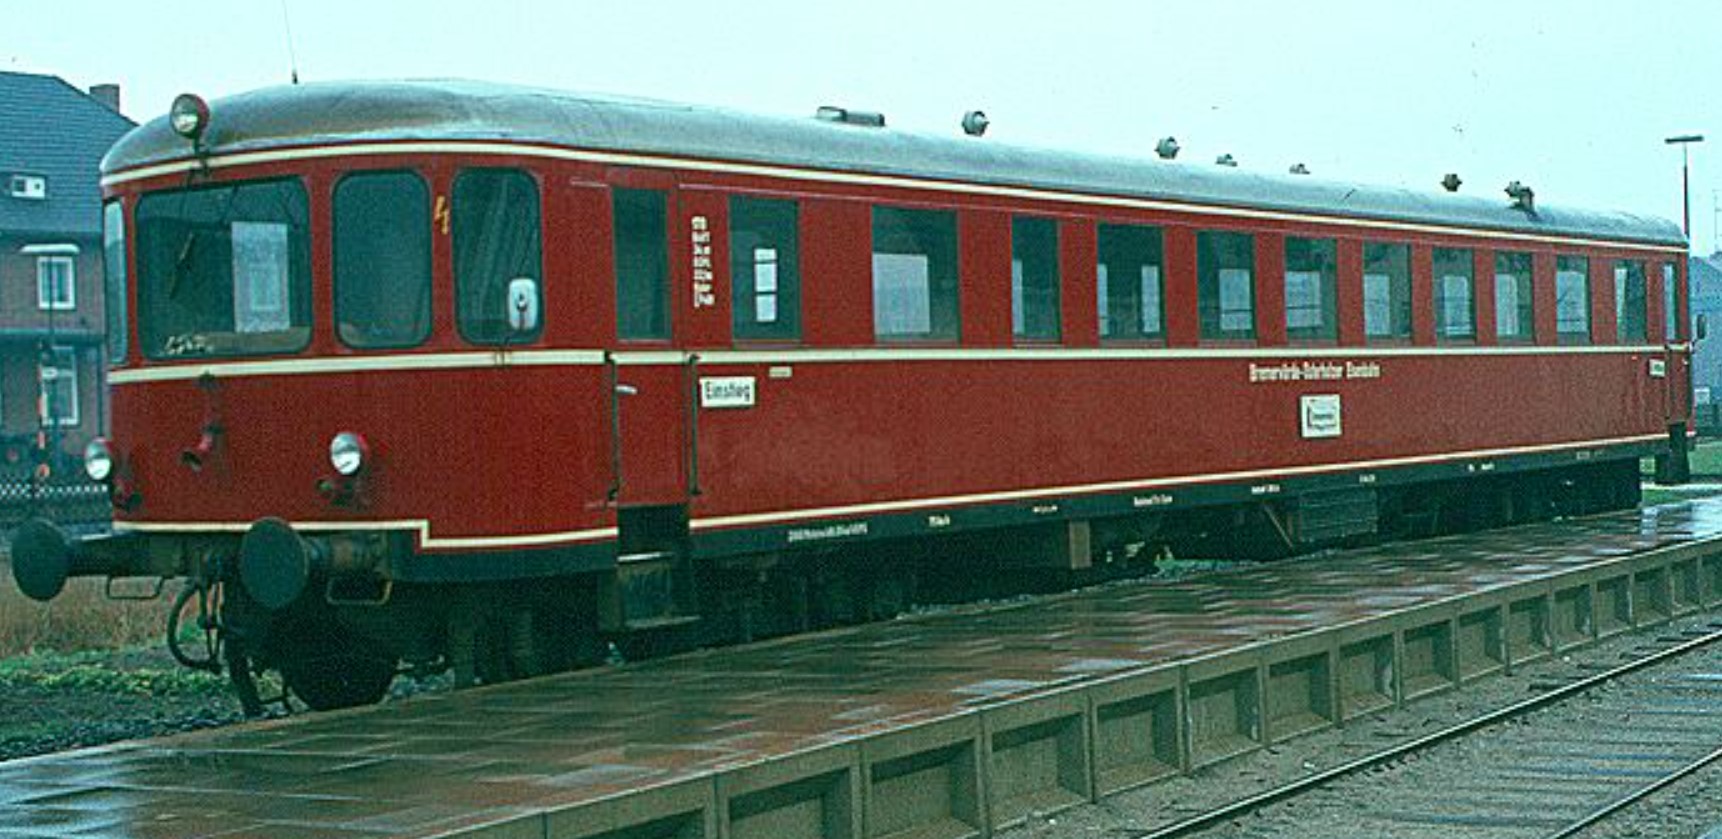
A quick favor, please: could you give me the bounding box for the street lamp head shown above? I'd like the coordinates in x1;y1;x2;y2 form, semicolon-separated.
1666;134;1705;145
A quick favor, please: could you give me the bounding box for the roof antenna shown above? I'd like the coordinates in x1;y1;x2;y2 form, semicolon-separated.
280;0;301;84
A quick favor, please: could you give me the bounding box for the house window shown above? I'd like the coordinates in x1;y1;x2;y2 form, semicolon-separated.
1198;231;1255;341
730;196;800;341
38;347;79;427
872;206;959;341
1555;256;1590;343
1494;251;1533;341
1362;243;1411;340
37;256;75;310
1097;223;1164;340
1011;216;1061;341
1284;237;1337;341
1433;247;1475;340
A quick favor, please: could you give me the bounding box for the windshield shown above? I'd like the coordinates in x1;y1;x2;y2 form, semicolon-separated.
136;178;311;359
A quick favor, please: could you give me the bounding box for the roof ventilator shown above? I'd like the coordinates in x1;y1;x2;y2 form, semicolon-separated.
1155;137;1180;159
1505;181;1535;212
815;106;886;128
1441;173;1463;192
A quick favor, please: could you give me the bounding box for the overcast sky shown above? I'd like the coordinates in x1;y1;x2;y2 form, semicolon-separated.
9;0;1721;251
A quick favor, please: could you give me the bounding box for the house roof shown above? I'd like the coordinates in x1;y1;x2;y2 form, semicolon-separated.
0;71;135;239
106;79;1685;248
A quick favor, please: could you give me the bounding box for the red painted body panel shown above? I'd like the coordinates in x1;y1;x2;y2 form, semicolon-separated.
99;144;1692;559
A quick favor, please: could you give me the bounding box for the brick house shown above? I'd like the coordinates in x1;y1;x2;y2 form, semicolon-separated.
0;72;134;478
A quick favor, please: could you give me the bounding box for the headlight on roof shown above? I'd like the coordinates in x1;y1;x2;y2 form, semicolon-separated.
169;93;210;141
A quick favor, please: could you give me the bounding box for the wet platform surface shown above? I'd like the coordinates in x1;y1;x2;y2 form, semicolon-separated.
4;500;1722;838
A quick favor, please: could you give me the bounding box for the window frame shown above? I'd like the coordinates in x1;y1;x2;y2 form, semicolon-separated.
1615;259;1648;343
1554;255;1591;344
1361;241;1412;343
1493;251;1534;344
452;167;544;346
1432;247;1476;342
333;169;434;350
613;187;672;342
102;201;128;365
1283;236;1337;343
1664;262;1679;342
728;194;802;344
1197;230;1256;342
36;255;76;311
871;204;961;343
1096;222;1166;343
1010;215;1062;343
38;346;79;428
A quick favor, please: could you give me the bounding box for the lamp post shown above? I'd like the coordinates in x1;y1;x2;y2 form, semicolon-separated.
1666;134;1704;239
1663;134;1703;485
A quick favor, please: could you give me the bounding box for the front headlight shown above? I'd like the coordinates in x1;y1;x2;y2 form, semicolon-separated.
84;438;114;482
329;432;368;477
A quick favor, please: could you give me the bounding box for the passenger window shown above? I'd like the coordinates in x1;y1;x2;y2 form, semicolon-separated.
872;206;959;341
1493;251;1533;342
1284;237;1336;341
1432;247;1475;340
1362;243;1411;341
1198;231;1254;341
730;196;800;342
1555;256;1590;343
1097;223;1164;340
453;169;542;344
614;188;670;341
1012;217;1061;341
1664;263;1679;341
1615;260;1647;342
335;171;431;349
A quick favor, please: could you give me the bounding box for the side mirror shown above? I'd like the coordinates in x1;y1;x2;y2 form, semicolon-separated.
507;277;540;333
1698;314;1709;343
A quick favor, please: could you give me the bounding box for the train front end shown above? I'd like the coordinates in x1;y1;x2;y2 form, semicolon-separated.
9;89;615;711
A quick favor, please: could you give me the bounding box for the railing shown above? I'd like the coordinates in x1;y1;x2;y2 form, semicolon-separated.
0;476;112;541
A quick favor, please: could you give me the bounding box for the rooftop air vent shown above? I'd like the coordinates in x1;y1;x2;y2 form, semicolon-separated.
1505;181;1535;212
1215;154;1238;167
961;110;989;137
1155;137;1180;160
1441;173;1463;192
9;175;46;200
815;106;886;128
1289;163;1310;175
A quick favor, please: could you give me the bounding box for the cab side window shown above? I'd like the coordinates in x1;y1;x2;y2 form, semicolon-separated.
453;168;542;344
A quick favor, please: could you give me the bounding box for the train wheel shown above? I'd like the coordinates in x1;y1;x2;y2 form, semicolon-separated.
275;623;397;710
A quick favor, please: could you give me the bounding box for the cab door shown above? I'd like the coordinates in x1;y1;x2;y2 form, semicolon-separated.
608;181;691;509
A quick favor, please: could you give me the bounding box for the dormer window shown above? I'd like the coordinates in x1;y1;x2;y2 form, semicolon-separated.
8;174;47;200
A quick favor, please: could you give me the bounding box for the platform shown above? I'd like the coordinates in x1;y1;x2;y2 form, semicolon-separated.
3;501;1722;839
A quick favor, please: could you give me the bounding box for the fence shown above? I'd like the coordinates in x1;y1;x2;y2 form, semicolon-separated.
0;477;112;543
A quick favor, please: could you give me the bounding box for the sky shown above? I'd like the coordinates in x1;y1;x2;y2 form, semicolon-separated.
7;0;1722;251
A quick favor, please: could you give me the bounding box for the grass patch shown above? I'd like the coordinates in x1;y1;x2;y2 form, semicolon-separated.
0;556;168;657
0;649;226;697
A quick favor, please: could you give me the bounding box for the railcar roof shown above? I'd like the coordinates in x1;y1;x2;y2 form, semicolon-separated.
105;79;1685;248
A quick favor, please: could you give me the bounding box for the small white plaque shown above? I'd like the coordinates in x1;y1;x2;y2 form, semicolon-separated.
1649;359;1667;378
1300;394;1342;439
700;376;756;409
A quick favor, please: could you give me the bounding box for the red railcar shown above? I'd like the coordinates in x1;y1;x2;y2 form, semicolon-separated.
10;81;1691;709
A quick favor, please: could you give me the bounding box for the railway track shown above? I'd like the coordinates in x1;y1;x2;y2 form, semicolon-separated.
1135;620;1722;839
